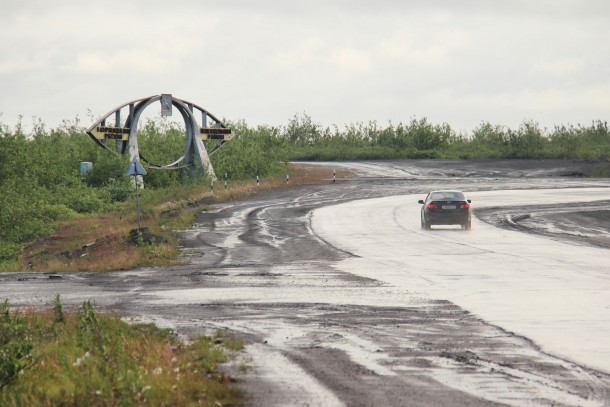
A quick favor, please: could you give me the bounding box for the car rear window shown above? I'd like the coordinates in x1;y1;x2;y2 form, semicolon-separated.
430;192;465;201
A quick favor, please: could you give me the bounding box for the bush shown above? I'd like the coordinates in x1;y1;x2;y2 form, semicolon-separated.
1;114;610;267
102;177;133;203
0;300;33;388
53;186;106;214
0;243;20;263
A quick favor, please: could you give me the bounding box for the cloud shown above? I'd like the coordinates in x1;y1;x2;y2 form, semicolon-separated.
0;58;37;74
270;39;373;76
533;58;586;77
69;50;174;75
270;37;326;70
328;48;372;75
63;29;202;76
1;1;609;133
429;83;610;116
378;34;458;68
521;86;610;110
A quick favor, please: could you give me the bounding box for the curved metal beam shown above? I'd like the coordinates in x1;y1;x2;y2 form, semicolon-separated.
85;94;230;181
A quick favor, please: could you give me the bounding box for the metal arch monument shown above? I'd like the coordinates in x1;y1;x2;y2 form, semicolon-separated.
86;94;234;182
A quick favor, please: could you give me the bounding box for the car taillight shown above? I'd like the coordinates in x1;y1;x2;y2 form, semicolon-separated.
427;203;438;209
460;203;470;209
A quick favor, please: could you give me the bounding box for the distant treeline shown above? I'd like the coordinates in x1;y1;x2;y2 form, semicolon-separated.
1;115;609;263
232;114;610;161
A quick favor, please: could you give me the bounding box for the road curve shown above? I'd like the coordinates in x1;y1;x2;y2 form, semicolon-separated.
312;187;610;373
3;160;610;406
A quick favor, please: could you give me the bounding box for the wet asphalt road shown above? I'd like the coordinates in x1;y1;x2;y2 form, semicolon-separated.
2;160;610;406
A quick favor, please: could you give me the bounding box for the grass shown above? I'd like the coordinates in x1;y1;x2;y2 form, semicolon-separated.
0;297;244;406
585;163;610;178
11;163;345;273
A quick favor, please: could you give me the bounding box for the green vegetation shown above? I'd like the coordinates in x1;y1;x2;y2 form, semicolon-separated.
0;296;244;406
1;112;609;403
0;117;287;267
1;114;609;267
275;115;610;161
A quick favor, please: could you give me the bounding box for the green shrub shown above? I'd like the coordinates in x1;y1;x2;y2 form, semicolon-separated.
0;242;20;263
1;114;610;268
56;187;106;214
102;177;133;203
0;300;34;389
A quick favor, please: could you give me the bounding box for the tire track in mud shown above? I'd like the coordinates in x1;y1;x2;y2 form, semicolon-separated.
137;298;610;406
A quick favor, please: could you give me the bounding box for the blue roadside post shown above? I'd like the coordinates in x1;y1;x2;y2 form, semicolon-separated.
127;157;147;229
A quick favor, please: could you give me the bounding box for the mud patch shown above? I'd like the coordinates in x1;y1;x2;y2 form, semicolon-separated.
140;302;610;406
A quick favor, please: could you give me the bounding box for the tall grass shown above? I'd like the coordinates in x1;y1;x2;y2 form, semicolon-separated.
0;297;244;406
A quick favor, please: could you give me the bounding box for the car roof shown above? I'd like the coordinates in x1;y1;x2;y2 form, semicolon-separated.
429;190;464;193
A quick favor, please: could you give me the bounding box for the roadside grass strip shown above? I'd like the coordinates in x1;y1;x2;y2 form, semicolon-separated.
0;296;244;406
13;164;342;273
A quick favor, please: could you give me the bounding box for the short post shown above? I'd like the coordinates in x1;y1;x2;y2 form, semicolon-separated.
333;169;336;183
135;179;141;228
256;175;259;187
224;172;228;189
127;158;148;229
79;161;93;177
286;174;289;184
80;161;93;186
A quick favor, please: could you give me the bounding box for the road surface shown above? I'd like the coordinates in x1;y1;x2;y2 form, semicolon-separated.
2;160;610;406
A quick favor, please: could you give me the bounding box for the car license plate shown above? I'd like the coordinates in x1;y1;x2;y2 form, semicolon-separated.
442;205;456;210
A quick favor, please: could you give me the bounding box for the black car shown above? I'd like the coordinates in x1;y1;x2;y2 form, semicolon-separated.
418;190;472;230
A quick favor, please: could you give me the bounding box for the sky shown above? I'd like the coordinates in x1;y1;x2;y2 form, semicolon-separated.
1;0;610;134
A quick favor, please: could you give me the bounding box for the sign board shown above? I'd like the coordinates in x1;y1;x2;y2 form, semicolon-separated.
161;94;172;117
127;158;147;176
90;126;130;141
200;127;235;141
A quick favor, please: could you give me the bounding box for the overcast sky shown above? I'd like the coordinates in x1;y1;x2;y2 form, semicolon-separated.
1;0;609;134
